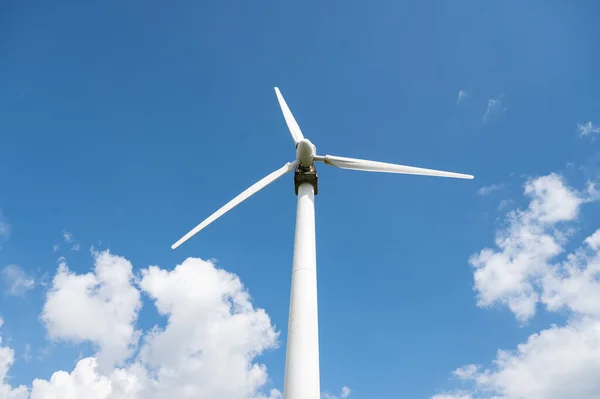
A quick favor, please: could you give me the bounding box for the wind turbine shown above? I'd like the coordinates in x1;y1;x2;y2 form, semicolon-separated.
171;87;474;399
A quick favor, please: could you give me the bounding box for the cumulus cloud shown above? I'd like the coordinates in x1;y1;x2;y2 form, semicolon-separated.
540;232;600;318
450;317;600;399
470;173;589;322
434;172;600;399
577;121;600;138
136;257;280;399
28;358;146;399
0;319;30;398
1;252;282;399
41;251;142;370
1;265;35;297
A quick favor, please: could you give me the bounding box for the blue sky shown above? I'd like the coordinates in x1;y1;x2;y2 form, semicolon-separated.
1;1;600;398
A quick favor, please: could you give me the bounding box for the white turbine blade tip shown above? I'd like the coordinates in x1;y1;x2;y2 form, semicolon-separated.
170;161;298;250
274;87;304;144
323;155;474;180
171;226;201;250
171;240;183;250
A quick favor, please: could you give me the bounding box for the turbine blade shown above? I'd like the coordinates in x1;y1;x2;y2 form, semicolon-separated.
321;155;474;179
171;160;299;249
274;87;305;145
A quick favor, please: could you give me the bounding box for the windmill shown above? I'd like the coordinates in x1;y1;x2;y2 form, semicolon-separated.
171;87;474;399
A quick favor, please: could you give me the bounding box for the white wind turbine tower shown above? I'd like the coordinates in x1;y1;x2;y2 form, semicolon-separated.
171;87;474;399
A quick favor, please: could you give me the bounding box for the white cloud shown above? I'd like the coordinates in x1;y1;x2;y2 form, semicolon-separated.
577;121;600;137
1;265;35;297
525;173;586;223
453;364;478;380
0;319;30;398
483;96;504;122
0;253;282;399
136;257;280;399
29;358;146;399
341;386;351;398
323;386;351;399
52;245;59;252
435;172;600;399
470;173;588;322
456;90;468;105
585;229;600;250
41;251;142;370
477;184;506;196
540;230;600;318
450;317;600;399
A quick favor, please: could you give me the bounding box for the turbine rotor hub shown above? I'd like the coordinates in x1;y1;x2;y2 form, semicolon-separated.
296;139;316;168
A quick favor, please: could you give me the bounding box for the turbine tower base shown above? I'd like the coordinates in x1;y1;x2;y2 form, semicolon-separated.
294;165;318;195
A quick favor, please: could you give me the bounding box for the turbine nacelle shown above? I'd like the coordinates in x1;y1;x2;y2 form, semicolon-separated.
296;138;316;168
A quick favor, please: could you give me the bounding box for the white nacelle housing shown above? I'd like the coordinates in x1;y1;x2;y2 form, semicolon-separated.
296;139;316;167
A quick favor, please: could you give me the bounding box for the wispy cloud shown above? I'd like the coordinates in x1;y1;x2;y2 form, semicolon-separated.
323;386;351;399
456;89;468;105
483;95;505;122
38;270;51;288
0;210;10;240
1;265;35;297
497;198;513;211
23;344;31;362
37;345;52;361
62;229;81;251
62;230;73;243
577;121;600;138
477;183;507;196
